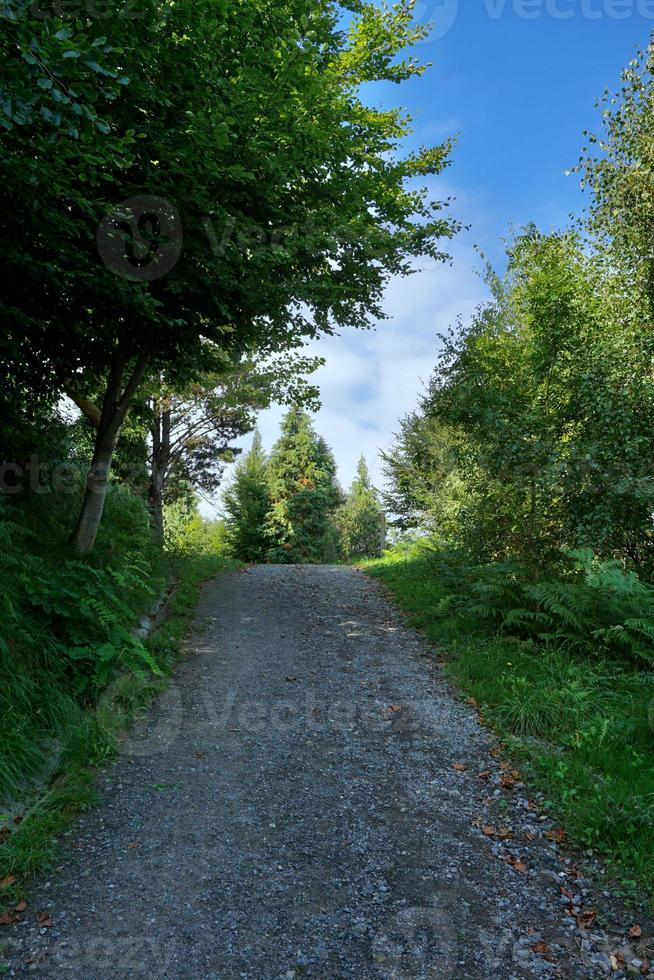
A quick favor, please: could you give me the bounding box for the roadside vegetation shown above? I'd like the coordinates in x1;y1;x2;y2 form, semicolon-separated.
0;482;234;903
369;48;654;905
363;546;654;901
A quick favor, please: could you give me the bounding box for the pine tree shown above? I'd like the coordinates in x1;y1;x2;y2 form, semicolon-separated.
266;408;342;564
337;456;386;560
223;432;270;562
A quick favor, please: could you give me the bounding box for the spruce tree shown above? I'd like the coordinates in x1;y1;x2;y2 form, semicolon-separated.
223;432;271;562
266;409;342;564
337;457;386;560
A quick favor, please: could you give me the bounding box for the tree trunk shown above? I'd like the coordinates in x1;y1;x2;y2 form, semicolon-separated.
70;436;116;554
69;340;150;554
149;401;171;538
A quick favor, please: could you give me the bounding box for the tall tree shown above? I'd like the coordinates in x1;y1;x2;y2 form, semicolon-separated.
266;408;342;563
579;45;654;314
147;350;320;536
337;456;386;560
1;0;458;553
223;432;271;563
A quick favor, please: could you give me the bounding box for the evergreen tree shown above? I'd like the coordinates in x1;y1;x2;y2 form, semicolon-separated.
223;432;271;562
266;409;342;564
337;457;386;560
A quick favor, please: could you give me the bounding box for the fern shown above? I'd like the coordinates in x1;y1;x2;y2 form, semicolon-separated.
454;549;654;666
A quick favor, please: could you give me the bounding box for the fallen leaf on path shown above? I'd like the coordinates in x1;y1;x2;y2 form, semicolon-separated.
0;910;18;925
14;901;27;913
545;828;567;843
478;771;491;781
0;875;15;888
506;856;527;874
532;941;550;955
629;925;642;939
37;912;52;927
452;763;467;772
127;842;139;850
576;910;597;930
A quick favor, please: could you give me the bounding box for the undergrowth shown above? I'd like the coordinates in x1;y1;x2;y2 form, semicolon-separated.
0;487;234;906
362;543;654;905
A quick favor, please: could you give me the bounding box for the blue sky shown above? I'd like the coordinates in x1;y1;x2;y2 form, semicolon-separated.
213;3;652;514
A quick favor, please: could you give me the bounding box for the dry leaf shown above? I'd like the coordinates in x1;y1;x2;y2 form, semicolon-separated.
0;875;16;889
14;901;27;913
452;763;467;772
127;842;139;850
532;941;550;955
483;825;496;837
478;771;491;781
37;912;53;927
467;697;479;707
545;828;567;843
629;925;642;939
576;910;597;930
0;910;17;926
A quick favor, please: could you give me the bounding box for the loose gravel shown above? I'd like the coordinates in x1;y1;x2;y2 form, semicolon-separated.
3;564;653;978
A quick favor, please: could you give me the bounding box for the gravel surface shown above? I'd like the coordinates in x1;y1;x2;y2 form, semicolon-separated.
3;564;653;978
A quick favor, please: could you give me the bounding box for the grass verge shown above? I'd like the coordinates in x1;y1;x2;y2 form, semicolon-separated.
361;545;654;907
0;552;235;915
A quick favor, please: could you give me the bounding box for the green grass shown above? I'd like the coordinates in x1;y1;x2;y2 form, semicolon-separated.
362;545;654;905
0;486;236;915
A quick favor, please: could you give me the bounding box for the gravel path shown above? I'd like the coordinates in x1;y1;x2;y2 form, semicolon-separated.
4;565;653;978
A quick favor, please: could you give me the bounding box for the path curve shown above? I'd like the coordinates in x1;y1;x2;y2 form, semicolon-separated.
4;566;648;977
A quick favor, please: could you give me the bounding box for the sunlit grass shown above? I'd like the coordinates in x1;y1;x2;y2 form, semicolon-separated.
362;546;654;903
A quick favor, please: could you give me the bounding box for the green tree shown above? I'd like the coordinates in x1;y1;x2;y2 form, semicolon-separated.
579;45;654;314
223;432;271;562
1;0;457;553
337;456;386;560
266;408;342;563
383;226;654;571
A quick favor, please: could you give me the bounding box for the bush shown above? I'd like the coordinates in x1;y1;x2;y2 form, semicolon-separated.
0;488;163;799
458;549;654;666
